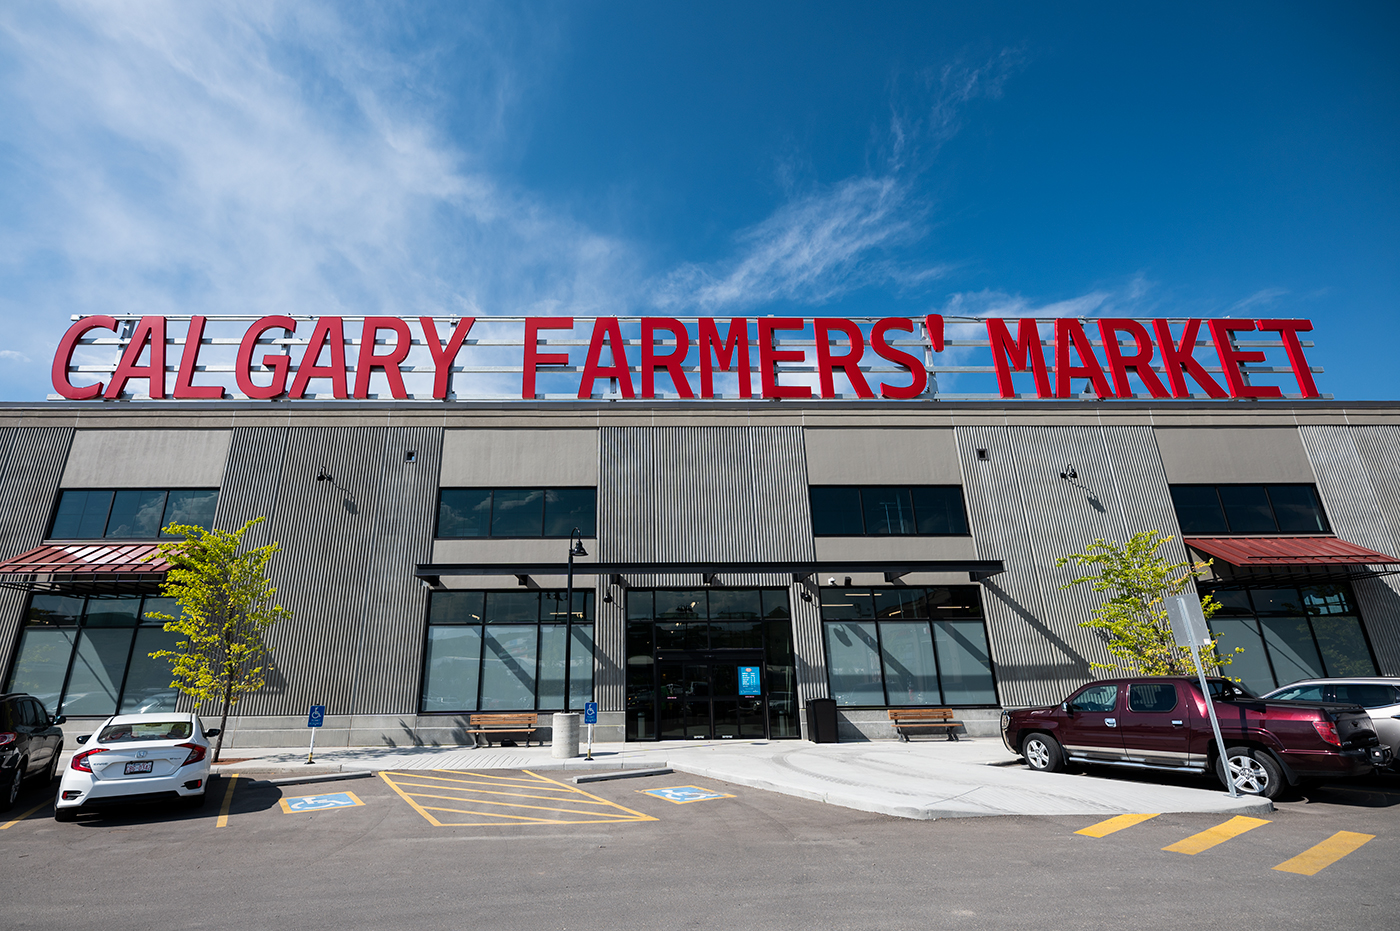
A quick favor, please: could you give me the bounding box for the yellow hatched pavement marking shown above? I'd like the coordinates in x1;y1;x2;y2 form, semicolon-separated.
381;769;658;827
216;774;238;828
1163;815;1271;854
1273;831;1376;876
1;799;50;829
1075;813;1160;837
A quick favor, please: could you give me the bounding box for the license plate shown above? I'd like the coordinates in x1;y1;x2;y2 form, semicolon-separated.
123;761;154;775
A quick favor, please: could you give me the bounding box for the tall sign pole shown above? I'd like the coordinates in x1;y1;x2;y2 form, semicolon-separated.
1166;595;1239;798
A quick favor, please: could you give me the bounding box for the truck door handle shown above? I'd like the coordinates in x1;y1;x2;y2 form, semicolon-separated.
1105;718;1117;727
1171;720;1184;726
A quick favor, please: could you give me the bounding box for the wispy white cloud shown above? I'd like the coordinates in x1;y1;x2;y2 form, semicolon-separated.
1228;287;1289;314
653;52;1021;313
0;0;637;398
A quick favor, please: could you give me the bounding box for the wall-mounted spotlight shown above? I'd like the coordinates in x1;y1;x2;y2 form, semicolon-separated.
844;576;853;588
826;577;836;586
1060;465;1077;481
976;448;989;461
405;450;417;463
316;467;333;483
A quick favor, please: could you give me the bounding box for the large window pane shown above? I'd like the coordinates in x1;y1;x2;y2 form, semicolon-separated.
50;490;113;539
1259;617;1325;684
479;626;537;710
655;590;706;620
810;487;863;535
543;489;596;538
861;487;916;535
1267;485;1328;533
708;589;762;619
1211;618;1275;693
437;489;491;538
825;622;884;705
1170;486;1227;534
62;628;135;716
1220;485;1276;533
7;629;76;713
26;595;85;626
542;591;593;624
119;628;181;713
421;626;482;712
761;589;791;620
537;625;567;709
879;622;939;706
162;490;218;534
569;625;595;708
483;591;539;623
912;486;969;535
490;489;544;537
1302;585;1353;616
105;490;167;538
627;591;654;620
84;597;142;627
710;621;762;650
933;621;998;704
1250;588;1303;615
430;591;484;624
140;597;181;625
820;588;874;620
1311;616;1377;677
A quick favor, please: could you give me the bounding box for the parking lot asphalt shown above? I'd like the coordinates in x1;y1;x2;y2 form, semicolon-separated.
3;768;1397;931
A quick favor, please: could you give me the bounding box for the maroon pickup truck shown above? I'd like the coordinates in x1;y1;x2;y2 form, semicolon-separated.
1000;676;1391;800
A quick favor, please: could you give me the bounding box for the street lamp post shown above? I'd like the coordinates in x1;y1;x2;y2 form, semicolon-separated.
564;527;587;710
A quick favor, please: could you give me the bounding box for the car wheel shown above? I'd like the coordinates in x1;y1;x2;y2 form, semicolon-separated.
54;804;77;823
1216;746;1285;800
1022;733;1065;773
0;765;22;811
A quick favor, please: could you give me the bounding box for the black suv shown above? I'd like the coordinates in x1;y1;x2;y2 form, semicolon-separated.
0;693;66;810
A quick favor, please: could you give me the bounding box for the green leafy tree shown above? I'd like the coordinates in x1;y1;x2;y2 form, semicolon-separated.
1056;530;1237;677
145;516;291;761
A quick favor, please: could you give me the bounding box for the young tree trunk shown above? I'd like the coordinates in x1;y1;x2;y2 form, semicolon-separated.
214;680;233;763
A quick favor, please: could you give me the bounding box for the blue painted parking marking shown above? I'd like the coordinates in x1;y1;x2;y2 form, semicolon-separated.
278;791;365;814
639;785;735;805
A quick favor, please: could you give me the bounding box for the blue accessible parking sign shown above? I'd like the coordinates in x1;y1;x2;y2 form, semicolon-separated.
583;702;598;724
307;705;325;727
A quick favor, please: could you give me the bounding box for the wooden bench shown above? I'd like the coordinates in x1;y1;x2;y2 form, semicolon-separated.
888;708;963;742
465;713;539;748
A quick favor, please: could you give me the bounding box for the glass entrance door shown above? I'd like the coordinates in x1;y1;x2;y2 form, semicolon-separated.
658;659;767;739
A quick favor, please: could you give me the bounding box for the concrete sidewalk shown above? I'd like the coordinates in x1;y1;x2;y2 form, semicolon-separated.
202;736;1273;820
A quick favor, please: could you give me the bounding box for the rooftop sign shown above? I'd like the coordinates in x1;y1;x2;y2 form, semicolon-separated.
50;314;1322;402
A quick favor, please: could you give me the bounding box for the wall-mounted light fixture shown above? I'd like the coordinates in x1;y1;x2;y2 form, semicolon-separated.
316;467;333;483
1060;465;1077;481
405;450;416;463
976;448;989;461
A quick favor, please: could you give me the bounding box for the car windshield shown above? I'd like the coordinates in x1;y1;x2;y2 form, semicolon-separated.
98;720;193;743
1207;680;1256;701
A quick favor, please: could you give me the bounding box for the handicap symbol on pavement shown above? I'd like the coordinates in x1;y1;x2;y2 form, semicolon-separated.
639;785;735;805
278;791;365;814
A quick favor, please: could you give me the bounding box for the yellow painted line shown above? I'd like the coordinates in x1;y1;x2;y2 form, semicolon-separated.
409;773;582;794
380;772;444;826
0;799;50;829
1273;831;1376;876
1163;816;1271;854
386;779;600;803
396;790;633;818
525;770;657;821
1075;813;1160;838
417;805;640;825
216;774;238;828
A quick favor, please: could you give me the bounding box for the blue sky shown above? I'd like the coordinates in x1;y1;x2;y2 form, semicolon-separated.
1;1;1396;400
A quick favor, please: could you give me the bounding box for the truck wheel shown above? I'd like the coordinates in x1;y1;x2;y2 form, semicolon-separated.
1022;733;1064;772
1216;746;1284;800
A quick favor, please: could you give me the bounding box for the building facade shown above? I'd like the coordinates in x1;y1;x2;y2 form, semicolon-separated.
2;400;1397;747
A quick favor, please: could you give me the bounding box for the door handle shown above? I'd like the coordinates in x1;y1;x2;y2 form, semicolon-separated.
1105;718;1117;727
1171;720;1184;726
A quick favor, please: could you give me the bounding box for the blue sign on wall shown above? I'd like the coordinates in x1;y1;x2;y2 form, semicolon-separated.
738;666;761;696
308;705;326;728
583;702;598;724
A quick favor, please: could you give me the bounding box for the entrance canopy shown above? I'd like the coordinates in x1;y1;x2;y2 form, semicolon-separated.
1185;536;1400;568
0;542;171;593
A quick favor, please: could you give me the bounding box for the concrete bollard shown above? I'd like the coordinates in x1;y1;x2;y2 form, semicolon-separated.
551;712;581;759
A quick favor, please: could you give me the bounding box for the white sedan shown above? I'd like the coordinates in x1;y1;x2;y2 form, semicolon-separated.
54;713;219;821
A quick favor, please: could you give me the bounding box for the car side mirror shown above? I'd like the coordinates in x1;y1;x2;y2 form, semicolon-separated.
76;734;90;744
1061;702;1072;713
52;715;67;726
205;729;221;738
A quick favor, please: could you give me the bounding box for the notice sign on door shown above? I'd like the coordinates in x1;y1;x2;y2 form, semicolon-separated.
738;666;762;696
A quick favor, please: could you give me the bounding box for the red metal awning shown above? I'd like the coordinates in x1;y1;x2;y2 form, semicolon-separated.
1185;536;1400;567
0;543;172;578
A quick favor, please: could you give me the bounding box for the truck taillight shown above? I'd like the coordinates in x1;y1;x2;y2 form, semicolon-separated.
1313;720;1341;746
71;748;109;772
178;743;206;767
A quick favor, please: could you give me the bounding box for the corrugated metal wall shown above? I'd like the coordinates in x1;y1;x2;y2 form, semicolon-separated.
955;425;1187;707
1299;425;1400;675
596;426;819;710
214;425;442;718
0;427;74;681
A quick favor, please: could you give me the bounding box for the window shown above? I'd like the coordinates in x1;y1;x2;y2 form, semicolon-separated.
49;489;218;540
436;488;596;538
1070;684;1118;713
1205;583;1379;694
5;594;184;715
820;586;996;706
1331;684;1399;708
1169;484;1329;535
420;590;594;713
1128;683;1177;713
810;486;969;536
1270;684;1325;702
